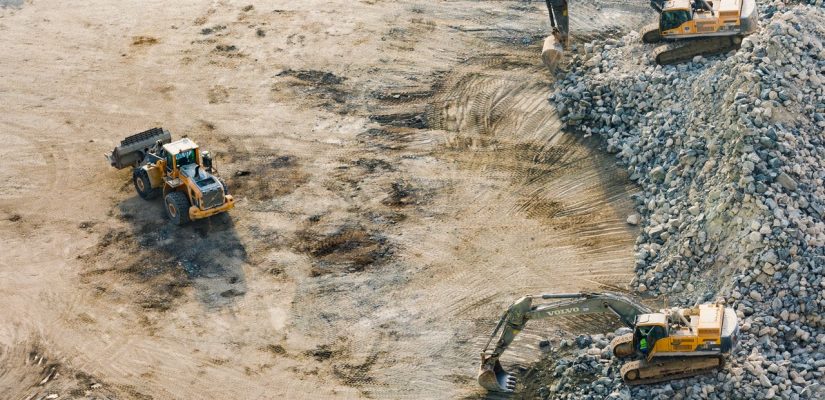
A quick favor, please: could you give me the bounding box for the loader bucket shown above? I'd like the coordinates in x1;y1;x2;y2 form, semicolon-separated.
478;359;515;392
107;127;172;169
541;35;564;73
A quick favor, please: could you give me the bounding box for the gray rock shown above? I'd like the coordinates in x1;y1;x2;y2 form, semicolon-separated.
777;172;798;192
650;166;666;182
750;290;763;302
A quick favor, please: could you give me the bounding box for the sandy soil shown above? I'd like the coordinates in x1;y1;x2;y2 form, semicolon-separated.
0;1;652;399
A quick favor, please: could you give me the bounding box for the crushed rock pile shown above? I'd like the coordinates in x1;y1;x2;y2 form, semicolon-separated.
538;3;825;400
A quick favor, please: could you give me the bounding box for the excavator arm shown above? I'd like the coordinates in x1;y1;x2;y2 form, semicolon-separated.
478;292;651;392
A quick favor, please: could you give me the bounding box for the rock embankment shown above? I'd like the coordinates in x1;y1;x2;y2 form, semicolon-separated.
541;3;824;399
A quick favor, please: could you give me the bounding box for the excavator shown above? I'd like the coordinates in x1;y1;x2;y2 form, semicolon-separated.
540;0;758;71
477;292;740;392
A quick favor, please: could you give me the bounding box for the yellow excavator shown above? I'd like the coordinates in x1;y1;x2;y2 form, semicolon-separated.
478;292;740;392
541;0;758;71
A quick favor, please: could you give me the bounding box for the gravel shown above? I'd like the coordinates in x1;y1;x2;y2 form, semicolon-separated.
537;2;825;399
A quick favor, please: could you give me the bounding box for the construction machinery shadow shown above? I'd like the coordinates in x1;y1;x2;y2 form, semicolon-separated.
81;194;248;312
120;194;247;307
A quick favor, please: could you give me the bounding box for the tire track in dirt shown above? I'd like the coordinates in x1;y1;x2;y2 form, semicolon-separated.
292;45;641;397
0;1;654;398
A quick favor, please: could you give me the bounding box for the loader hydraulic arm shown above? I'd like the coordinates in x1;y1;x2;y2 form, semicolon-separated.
478;292;651;392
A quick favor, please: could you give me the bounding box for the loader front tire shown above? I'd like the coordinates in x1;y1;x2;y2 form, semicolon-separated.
164;191;191;225
134;170;160;200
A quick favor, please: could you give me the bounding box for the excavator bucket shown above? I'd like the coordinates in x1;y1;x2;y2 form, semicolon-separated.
478;358;515;392
106;127;171;169
541;35;564;73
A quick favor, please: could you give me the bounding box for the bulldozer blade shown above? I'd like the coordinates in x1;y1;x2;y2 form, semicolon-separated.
478;359;516;392
108;127;172;169
541;35;564;73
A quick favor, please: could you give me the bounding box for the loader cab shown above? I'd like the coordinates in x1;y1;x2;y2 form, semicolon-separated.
634;313;669;355
162;138;200;173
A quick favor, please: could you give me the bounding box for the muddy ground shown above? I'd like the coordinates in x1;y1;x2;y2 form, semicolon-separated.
0;1;652;399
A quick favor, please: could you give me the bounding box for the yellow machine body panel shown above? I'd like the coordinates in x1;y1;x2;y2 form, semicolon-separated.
660;0;743;39
157;139;235;218
645;304;726;358
145;163;165;189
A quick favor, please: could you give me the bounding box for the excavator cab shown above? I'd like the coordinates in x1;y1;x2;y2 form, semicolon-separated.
660;8;692;32
633;314;668;357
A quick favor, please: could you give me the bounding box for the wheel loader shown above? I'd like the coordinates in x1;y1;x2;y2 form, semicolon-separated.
478;292;740;392
106;127;234;225
540;0;758;71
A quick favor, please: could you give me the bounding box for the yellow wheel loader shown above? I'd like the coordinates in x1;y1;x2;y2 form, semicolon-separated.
540;0;758;71
478;292;740;392
107;127;234;225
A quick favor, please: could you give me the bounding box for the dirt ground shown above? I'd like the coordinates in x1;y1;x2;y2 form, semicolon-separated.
0;1;652;399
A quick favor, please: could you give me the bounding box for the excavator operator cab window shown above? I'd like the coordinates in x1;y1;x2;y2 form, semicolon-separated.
660;10;691;31
637;325;668;351
649;325;667;342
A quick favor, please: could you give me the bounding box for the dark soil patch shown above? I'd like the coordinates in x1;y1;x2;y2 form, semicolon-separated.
332;352;383;386
265;344;286;355
352;157;394;173
200;25;226;35
278;69;345;85
131;36;159;46
272;69;350;110
369;112;428;129
294;225;392;276
371;89;435;103
381;181;419;207
215;44;238;52
80;203;247;312
306;345;334;362
356;128;416;151
226;152;309;202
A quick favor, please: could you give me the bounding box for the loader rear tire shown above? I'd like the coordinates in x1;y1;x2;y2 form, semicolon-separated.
134;170;160;200
164;191;191;225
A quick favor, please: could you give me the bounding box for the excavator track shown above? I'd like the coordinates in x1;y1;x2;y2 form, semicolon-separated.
620;355;724;385
653;35;743;65
609;333;635;358
640;23;661;44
